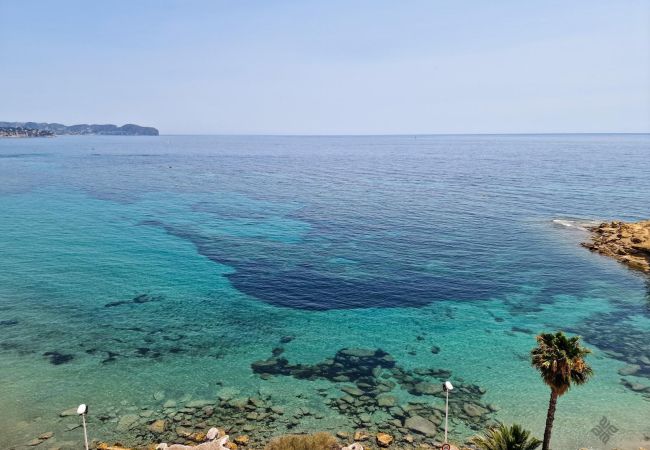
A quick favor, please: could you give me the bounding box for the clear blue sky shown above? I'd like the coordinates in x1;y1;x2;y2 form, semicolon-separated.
1;0;649;134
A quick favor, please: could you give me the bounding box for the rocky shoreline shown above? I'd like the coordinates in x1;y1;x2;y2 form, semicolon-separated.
23;346;498;450
581;220;650;273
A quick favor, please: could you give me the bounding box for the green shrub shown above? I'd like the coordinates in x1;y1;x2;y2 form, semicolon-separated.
471;423;542;450
263;432;339;450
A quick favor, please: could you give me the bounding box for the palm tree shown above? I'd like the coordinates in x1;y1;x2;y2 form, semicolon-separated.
531;331;593;450
471;423;542;450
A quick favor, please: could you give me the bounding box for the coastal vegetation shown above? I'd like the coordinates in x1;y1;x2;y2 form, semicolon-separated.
470;424;541;450
264;432;339;450
530;332;593;450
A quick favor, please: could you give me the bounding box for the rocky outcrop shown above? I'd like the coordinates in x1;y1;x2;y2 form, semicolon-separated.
581;220;650;273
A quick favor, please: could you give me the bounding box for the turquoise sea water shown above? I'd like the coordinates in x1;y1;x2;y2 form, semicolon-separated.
0;135;648;449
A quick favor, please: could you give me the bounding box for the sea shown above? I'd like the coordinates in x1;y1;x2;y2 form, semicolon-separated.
0;134;648;449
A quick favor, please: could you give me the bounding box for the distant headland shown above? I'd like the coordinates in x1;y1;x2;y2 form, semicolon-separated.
0;121;159;137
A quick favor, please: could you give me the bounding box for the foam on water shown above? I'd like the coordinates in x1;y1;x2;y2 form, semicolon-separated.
0;134;649;449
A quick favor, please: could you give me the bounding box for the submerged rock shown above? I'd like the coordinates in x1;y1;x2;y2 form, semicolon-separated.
411;382;442;396
148;419;167;434
43;351;74;365
376;395;397;408
251;348;396;383
618;364;641;376
404;415;437;437
187;400;214;408
105;293;161;308
59;407;78;417
463;403;489;418
116;414;140;431
341;386;364;397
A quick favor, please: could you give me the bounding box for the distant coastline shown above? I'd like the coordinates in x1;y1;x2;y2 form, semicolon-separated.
0;121;159;137
0;126;54;138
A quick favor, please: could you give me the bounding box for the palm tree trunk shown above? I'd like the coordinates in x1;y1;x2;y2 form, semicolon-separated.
542;390;558;450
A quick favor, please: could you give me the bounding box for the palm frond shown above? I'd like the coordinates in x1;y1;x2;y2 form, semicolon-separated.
471;423;542;450
530;331;593;395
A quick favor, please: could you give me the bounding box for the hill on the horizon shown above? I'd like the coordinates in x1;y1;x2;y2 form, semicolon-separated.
0;121;159;136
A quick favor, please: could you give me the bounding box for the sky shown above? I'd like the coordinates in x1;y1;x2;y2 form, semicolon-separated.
1;0;649;135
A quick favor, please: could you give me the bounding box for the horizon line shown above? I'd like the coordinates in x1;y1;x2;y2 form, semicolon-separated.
155;131;650;137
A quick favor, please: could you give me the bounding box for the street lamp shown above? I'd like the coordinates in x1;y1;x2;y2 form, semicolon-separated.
442;381;454;444
77;404;89;450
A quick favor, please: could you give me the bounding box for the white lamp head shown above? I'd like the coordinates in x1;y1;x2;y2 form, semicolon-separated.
443;381;454;391
77;403;88;415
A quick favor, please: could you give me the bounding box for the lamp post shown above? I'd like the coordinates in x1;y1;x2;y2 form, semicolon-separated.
442;381;454;444
77;404;89;450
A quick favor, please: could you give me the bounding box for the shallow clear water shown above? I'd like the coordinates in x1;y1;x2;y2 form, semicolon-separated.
0;135;648;449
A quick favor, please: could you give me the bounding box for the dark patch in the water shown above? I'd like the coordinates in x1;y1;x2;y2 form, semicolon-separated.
567;304;650;382
105;293;160;308
102;351;121;364
135;347;150;356
0;153;49;158
168;347;183;354
162;334;185;341
0;319;18;326
513;352;530;361
279;336;294;344
132;294;151;304
124;326;147;333
620;378;650;399
252;348;396;382
253;347;493;433
0;342;21;350
494;317;505;323
44;351;74;365
141;222;511;310
430;345;441;354
511;326;534;334
191;201;272;220
137;219;163;227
